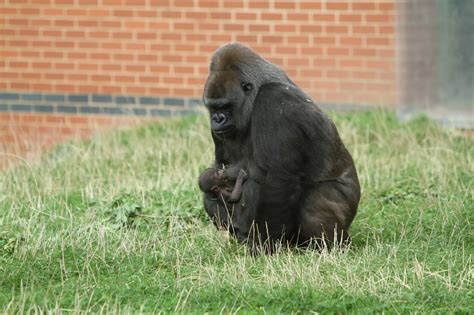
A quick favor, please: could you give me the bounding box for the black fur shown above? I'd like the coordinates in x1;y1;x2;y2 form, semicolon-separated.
199;43;360;253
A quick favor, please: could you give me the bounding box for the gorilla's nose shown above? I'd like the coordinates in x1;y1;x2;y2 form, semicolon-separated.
213;113;227;125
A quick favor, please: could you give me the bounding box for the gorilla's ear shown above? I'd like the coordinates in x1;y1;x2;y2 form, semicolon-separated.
241;82;253;95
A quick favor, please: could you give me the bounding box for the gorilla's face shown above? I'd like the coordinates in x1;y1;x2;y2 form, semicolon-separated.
203;69;255;136
203;43;291;136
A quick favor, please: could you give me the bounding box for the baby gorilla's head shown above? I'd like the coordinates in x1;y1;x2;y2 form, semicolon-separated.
198;167;227;193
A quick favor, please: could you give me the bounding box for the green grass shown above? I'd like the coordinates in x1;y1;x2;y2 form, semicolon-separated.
1;111;472;313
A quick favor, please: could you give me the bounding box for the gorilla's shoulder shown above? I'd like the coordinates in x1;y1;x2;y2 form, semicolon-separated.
252;82;335;144
254;82;328;121
258;81;305;98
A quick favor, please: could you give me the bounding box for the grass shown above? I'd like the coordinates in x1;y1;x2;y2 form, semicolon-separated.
0;111;472;313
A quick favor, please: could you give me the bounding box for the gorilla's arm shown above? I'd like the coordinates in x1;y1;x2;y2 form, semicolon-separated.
226;169;248;202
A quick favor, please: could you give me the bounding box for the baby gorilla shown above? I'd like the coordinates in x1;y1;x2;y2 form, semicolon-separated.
198;166;248;203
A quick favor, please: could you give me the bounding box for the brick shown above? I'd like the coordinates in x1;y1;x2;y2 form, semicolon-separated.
162;11;181;18
300;2;321;9
78;64;98;71
353;26;376;34
249;24;270;32
379;26;395;34
9;19;29;26
261;13;282;20
45;94;65;102
56;84;76;91
223;1;243;8
115;76;135;83
102;107;123;115
45;73;65;80
140;97;161;105
314;36;336;45
92;94;113;103
68;95;89;102
367;60;392;69
11;104;32;112
275;1;295;9
301;47;323;55
236;35;258;43
326;25;348;34
261;36;283;44
57;106;77;113
33;105;54;113
0;72;19;79
276;47;298;54
22;94;42;101
115;96;136;104
0;8;16;14
354;48;377;57
340;59;364;67
55;41;75;48
366;14;392;23
327;48;350;56
313;59;336;67
0;93;19;100
186;12;207;19
287;13;309;21
224;24;244;31
79;106;101;114
138;54;157;62
19;30;39;37
0;29;16;36
174;23;194;30
249;1;269;9
288;36;310;44
102;64;122;71
340;14;362;22
313;13;335;22
137;32;157;39
209;12;230;19
352;2;376;10
54;20;74;27
10;83;31;90
114;10;134;17
300;25;322;33
352;71;377;80
379;3;395;11
102;21;121;28
174;0;193;7
367;37;391;46
138;11;157;18
164;98;184;106
326;2;348;10
126;87;146;95
340;37;363;46
125;0;146;6
327;70;349;78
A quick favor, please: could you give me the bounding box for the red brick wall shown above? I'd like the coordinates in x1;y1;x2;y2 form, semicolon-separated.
1;0;397;169
1;0;396;104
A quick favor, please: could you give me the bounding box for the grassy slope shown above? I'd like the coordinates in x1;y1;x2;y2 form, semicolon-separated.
0;111;472;313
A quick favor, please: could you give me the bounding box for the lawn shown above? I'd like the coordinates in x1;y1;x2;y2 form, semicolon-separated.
0;111;472;313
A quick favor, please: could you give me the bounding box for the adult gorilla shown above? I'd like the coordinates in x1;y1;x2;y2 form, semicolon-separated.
198;43;360;252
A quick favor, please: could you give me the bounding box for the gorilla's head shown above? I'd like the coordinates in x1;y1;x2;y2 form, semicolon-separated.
203;43;291;136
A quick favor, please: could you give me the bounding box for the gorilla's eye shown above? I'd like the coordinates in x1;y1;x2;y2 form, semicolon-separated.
241;82;253;95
